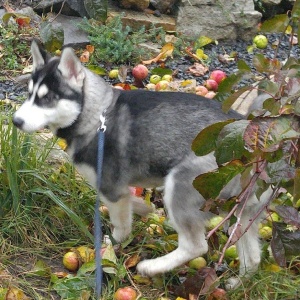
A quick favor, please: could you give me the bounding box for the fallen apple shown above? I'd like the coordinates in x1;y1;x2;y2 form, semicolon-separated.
114;286;137;300
155;80;169;91
253;34;268;49
205;91;217;99
150;74;161;84
259;226;272;240
195;85;208;96
224;245;238;260
204;79;218;91
188;256;207;270
109;69;119;79
209;287;227;300
145;83;156;90
132;64;148;80
76;246;95;263
162;74;173;82
207;215;224;230
63;251;79;272
210;70;226;84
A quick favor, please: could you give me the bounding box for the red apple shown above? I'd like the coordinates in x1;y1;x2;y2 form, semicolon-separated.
195;85;208;96
210;70;226;84
132;64;148;80
205;91;217;99
114;287;137;300
62;251;79;272
204;79;218;91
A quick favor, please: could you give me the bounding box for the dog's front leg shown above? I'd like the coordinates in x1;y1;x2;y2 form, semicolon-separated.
101;194;133;242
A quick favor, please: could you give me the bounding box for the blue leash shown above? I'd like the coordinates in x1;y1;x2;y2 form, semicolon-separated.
94;113;106;298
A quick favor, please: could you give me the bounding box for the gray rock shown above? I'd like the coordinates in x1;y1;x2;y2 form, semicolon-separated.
176;0;261;41
52;15;89;48
117;0;150;10
34;0;88;17
150;0;177;13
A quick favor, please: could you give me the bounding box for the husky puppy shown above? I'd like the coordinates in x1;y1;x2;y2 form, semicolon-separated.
13;41;269;288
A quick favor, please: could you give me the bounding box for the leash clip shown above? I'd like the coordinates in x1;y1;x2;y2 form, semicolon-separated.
98;111;107;132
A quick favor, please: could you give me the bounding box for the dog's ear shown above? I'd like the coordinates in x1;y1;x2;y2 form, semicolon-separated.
57;47;85;87
31;39;50;71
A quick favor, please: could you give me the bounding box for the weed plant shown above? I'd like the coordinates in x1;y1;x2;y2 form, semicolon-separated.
0;23;35;73
78;15;174;64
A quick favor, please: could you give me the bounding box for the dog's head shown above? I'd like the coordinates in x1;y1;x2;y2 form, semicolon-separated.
13;40;84;133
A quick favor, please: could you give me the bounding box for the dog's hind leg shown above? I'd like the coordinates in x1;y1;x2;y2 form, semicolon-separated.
101;194;133;243
226;188;272;289
137;157;210;276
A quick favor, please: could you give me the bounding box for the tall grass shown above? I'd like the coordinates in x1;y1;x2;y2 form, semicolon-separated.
0;104;95;245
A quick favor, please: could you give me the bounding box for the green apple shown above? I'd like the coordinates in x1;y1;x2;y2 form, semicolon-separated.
259;226;272;240
109;69;119;79
224;245;238;260
253;34;268;49
161;74;173;82
188;256;207;270
150;74;161;84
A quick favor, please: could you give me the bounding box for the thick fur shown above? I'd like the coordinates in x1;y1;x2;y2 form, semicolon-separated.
13;41;270;288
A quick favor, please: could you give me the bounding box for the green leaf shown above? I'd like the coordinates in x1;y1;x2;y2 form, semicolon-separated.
258;79;279;95
267;160;296;183
87;65;107;75
29;260;51;277
151;67;173;76
215;120;250;165
271;222;300;266
52;276;93;299
217;72;245;93
237;59;252;72
192;120;236;156
260;14;290;33
253;54;281;73
193;160;246;199
244;115;300;153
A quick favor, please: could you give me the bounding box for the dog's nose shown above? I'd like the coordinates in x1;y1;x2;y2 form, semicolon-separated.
13;116;24;129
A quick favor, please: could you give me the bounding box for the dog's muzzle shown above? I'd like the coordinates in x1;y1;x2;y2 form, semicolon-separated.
12;116;24;129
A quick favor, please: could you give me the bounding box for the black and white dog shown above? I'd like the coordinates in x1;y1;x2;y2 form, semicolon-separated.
13;40;270;288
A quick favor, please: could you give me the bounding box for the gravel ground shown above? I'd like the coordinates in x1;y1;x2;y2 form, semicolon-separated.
1;33;299;102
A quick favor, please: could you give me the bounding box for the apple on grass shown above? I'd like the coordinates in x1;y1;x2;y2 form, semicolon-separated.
63;251;79;272
114;287;137;300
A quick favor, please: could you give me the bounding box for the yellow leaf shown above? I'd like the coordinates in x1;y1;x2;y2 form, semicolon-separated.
57;138;67;151
195;49;208;60
197;35;214;47
160;43;174;59
285;25;292;34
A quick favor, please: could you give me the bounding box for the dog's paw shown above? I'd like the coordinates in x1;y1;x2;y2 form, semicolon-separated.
112;226;131;243
136;259;160;277
225;277;242;290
